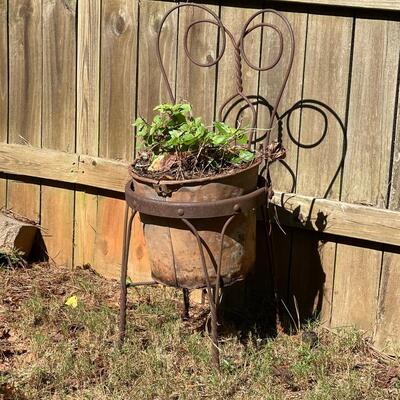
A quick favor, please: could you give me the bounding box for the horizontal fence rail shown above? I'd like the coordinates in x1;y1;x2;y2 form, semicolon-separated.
1;143;400;247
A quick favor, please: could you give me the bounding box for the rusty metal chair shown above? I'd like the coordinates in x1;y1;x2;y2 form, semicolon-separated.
119;3;294;368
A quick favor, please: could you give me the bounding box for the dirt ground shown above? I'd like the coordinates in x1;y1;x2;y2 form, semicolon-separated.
0;263;399;399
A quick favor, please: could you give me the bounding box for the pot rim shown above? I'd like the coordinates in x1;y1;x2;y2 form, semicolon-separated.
129;158;262;186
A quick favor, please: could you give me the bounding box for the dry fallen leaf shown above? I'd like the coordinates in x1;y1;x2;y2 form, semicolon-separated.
64;295;78;309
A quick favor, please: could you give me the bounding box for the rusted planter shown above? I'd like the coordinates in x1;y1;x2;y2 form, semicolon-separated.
129;161;261;289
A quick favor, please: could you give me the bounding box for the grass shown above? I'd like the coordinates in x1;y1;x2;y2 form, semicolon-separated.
0;263;399;399
0;247;26;269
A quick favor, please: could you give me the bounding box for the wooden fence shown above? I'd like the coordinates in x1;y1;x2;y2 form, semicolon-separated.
0;0;399;352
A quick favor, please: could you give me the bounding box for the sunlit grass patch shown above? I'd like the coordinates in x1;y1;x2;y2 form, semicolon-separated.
0;263;399;400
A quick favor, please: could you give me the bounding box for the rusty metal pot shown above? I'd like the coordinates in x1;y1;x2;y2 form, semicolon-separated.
129;161;261;289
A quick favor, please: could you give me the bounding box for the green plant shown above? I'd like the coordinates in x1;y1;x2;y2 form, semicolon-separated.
0;246;26;268
133;103;255;179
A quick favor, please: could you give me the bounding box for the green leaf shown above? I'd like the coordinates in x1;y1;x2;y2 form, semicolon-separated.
182;133;195;144
238;150;255;162
172;113;186;125
211;135;227;146
179;103;191;114
230;156;241;164
165;136;179;148
170;129;183;138
214;121;230;135
237;134;248;145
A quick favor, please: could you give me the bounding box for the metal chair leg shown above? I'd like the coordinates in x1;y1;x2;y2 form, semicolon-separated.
118;205;136;346
182;288;190;320
181;218;220;368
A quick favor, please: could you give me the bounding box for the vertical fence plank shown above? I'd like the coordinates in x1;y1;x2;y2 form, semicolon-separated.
93;0;137;279
129;0;178;282
375;46;400;351
259;11;307;193
331;18;399;333
258;11;308;320
74;0;101;267
289;13;353;324
0;0;7;208
216;6;261;128
41;0;76;266
375;248;400;352
214;5;263;313
175;4;219;123
137;0;177;120
7;0;42;222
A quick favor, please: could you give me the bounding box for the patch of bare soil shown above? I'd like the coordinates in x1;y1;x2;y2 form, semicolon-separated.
0;263;399;400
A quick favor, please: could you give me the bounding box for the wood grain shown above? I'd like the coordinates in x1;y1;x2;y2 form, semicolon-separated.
333;244;381;331
1;0;399;348
175;4;219;123
260;11;307;193
375;52;400;351
41;0;76;267
374;252;400;352
0;144;78;182
216;6;261;128
75;0;101;268
0;0;7;207
0;144;129;191
296;13;352;200
257;10;307;322
271;191;400;246
289;12;353;325
94;0;139;280
137;0;177;121
7;0;42;222
3;143;400;247
275;0;400;11
331;17;400;334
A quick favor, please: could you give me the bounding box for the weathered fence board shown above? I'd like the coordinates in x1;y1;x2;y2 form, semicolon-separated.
94;0;138;280
259;9;308;318
375;90;400;351
137;0;177;126
217;6;262;128
0;0;399;350
41;0;76;267
74;0;101;268
176;4;219;123
7;0;42;223
289;12;353;325
276;0;400;11
331;17;400;333
0;0;7;208
4;143;400;247
263;10;307;193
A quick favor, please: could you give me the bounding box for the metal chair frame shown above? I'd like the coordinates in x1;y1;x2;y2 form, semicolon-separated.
118;3;295;368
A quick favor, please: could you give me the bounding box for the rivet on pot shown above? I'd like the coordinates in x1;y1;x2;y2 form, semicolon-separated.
233;204;241;212
178;208;184;216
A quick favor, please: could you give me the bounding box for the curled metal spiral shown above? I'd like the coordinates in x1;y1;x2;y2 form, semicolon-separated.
156;3;295;164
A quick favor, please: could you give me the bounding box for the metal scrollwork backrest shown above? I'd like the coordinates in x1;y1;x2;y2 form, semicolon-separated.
156;3;295;164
